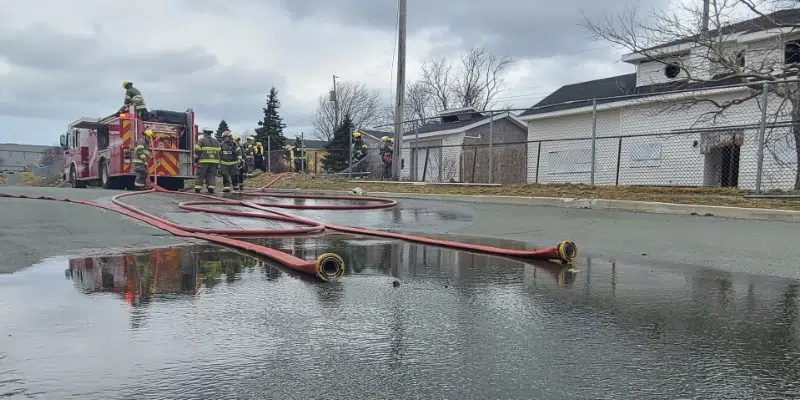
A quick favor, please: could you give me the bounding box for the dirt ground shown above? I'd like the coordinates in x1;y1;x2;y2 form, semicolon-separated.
239;173;800;211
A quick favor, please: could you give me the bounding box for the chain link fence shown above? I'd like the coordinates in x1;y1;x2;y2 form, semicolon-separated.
356;80;799;192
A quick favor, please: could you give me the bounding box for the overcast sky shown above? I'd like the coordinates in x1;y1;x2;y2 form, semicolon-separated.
0;0;667;146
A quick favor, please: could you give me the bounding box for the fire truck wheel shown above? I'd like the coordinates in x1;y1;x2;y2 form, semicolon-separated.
70;165;86;189
100;161;111;189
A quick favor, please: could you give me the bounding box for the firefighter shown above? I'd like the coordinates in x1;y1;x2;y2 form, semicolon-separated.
380;136;394;179
233;135;247;190
291;136;305;173
353;131;364;152
243;137;255;175
219;131;241;193
132;129;153;189
122;81;149;120
254;141;265;172
194;128;220;193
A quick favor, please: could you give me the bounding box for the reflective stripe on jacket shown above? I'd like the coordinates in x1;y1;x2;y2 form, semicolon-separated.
220;140;241;166
195;136;221;164
132;138;150;164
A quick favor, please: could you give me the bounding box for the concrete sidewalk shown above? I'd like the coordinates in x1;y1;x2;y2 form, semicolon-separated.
262;187;800;223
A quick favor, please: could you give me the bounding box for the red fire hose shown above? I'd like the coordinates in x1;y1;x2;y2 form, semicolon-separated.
165;173;578;263
0;173;578;281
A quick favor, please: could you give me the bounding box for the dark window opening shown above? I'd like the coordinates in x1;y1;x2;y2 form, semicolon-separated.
97;125;110;150
735;50;746;68
664;63;681;78
784;40;800;64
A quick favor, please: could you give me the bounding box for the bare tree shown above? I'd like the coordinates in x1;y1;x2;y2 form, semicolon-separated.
376;80;437;131
420;57;454;111
418;46;513;112
311;80;382;141
581;0;800;188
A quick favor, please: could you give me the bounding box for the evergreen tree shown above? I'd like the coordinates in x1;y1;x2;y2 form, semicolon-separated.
254;87;287;151
215;120;230;141
321;114;354;172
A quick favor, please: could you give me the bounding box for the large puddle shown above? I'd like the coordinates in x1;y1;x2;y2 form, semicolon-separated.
1;237;799;399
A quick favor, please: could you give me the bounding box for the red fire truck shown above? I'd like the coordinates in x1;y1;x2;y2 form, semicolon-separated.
59;105;198;190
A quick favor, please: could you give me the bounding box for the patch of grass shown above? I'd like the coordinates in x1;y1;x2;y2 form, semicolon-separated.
246;173;800;211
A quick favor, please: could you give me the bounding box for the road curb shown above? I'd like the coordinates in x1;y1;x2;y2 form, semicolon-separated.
260;187;800;223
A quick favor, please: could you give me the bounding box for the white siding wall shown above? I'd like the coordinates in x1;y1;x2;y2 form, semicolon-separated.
527;110;621;184
636;38;792;86
402;133;464;182
526;91;798;190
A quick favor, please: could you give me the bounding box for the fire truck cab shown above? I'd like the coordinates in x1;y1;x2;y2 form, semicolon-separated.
60;105;199;190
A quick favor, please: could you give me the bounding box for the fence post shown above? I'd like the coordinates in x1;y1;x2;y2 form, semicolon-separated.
590;98;597;186
488;111;494;184
301;132;306;174
755;82;768;193
615;136;622;186
414;124;419;181
348;129;352;179
534;141;541;184
267;136;271;174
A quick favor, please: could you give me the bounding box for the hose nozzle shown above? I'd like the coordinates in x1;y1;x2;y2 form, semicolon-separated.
556;240;578;263
315;253;345;281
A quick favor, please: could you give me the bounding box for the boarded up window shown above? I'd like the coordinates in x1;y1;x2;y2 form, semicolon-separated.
547;148;591;174
629;142;662;168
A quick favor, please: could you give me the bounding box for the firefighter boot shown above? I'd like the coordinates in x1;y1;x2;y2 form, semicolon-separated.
223;187;231;193
207;187;215;194
194;187;201;193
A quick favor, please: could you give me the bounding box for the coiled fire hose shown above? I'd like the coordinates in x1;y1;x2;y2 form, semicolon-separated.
0;174;578;281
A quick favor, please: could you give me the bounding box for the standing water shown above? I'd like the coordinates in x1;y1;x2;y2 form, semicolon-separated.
1;237;799;399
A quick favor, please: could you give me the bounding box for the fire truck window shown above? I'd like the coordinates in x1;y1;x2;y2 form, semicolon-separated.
97;126;110;150
179;128;189;150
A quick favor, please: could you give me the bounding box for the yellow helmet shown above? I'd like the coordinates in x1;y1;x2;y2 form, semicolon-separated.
247;136;254;141
362;144;367;148
122;81;132;88
353;131;362;138
232;135;239;141
381;136;390;142
144;130;153;137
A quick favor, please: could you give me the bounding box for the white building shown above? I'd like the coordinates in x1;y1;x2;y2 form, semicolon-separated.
519;9;800;191
401;107;527;183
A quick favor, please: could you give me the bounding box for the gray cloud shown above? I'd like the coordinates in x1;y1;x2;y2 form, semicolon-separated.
275;0;668;59
0;25;305;133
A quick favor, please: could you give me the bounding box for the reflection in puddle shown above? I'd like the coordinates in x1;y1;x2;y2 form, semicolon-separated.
2;237;799;399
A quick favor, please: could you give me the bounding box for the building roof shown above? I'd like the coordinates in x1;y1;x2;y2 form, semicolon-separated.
629;9;800;56
403;114;494;136
302;139;329;149
519;73;748;117
0;143;58;153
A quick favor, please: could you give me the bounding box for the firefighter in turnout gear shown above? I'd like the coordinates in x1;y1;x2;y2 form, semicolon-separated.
244;137;255;175
132;130;153;189
254;142;265;171
233;135;246;190
194;128;220;193
379;136;394;179
291;136;305;173
122;81;149;120
219;131;241;193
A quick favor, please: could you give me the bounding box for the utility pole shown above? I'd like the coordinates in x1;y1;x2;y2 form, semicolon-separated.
392;0;407;180
701;0;710;33
331;75;339;131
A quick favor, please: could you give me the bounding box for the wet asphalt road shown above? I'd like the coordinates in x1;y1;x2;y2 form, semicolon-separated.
1;186;799;278
2;186;800;399
2;240;800;399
